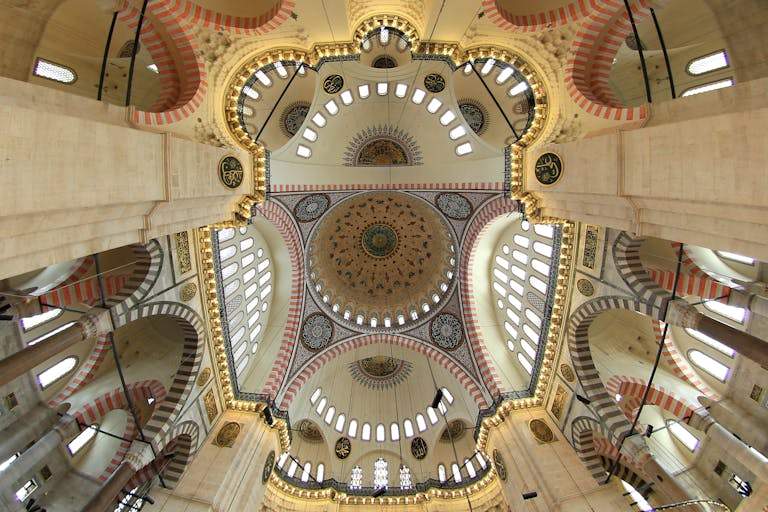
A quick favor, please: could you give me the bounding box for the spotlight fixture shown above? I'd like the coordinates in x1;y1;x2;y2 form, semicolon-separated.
372;487;386;498
575;394;591;406
262;407;274;426
431;389;444;409
522;491;538;500
645;424;654;438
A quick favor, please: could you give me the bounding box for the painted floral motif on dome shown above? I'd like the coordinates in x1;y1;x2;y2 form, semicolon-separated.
297;419;324;442
458;100;487;135
280;101;310;137
294;194;331;223
348;356;412;390
424;73;445;93
343;125;422;167
430;313;463;350
306;191;455;331
361;224;398;258
436;193;472;220
300;313;333;351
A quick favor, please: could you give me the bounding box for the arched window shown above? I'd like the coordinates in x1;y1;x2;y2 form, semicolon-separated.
277;452;289;468
246;298;260;314
287;459;298;477
235;356;249;375
517;353;533;374
230;326;246;344
509;280;524;295
21;309;63;331
426;407;439;425
324;406;335;425
513;234;529;248
681;78;734;97
257;259;271;273
229;311;244;329
221;262;239;280
245;283;258;299
531;259;550;276
240;238;254;251
495;255;509;270
233;341;247;362
703;301;745;323
67;425;98;455
403;419;414;438
686;50;728;76
438;464;447;482
301;462;312;482
361;423;371;441
373;458;388;489
475;452;487;469
316;463;325;482
310;388;322;404
504;322;517;338
512;250;528;265
529;275;548;294
254;70;272;87
525;309;542;328
416;414;427;432
667;420;700;451
465;459;476;478
716;250;754;265
399;464;413;490
247;311;260;328
532;241;552;258
508;294;522;310
315;397;327;414
348;419;358;438
219;245;236;261
533;224;554;238
223;279;240;298
38;357;77;389
390;423;400;441
506;308;520;325
242;254;256;268
511;265;526;280
376;423;385;442
451;463;462;482
335;414;346;433
523;324;539;345
689;350;730;381
27;322;76;346
349;466;363;490
442;388;454;404
520;338;536;359
685;328;735;357
33;58;77;84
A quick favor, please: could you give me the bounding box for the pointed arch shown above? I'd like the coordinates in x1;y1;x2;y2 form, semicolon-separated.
278;334;488;409
120;302;204;449
459;194;521;397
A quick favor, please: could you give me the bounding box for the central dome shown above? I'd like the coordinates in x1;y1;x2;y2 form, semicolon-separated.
307;191;457;332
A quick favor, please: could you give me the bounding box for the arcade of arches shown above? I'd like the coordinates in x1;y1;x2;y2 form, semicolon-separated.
1;0;768;511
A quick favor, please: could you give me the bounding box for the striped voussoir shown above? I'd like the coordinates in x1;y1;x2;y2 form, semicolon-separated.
597;456;652;496
156;421;200;488
481;0;600;32
270;182;504;192
654;321;720;400
646;267;730;303
113;241;163;326
71;380;167;481
38;256;94;310
568;296;660;444
150;0;295;35
604;375;713;431
564;0;656;121
256;200;305;398
612;232;672;313
672;241;737;292
459;194;520;397
277;333;488;410
122;302;204;451
117;2;207;126
40;274;129;310
47;333;113;407
571;416;610;483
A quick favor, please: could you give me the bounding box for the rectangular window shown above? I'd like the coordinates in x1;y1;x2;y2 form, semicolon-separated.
15;479;38;502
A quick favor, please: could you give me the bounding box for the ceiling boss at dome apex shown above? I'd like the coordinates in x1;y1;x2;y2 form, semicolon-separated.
307;191;457;332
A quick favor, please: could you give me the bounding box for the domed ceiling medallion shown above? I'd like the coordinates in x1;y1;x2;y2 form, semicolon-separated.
306;191;457;333
430;313;464;350
300;313;334;351
294;194;331;223
435;193;472;220
348;355;413;390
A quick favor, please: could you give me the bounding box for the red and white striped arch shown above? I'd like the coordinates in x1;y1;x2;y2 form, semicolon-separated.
653;320;720;400
257;200;305;398
459;194;522;397
482;0;599;32
565;0;657;121
278;333;488;409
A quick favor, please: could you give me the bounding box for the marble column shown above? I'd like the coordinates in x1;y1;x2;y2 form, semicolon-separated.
82;440;156;512
0;310;112;387
665;300;768;367
698;397;768;458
